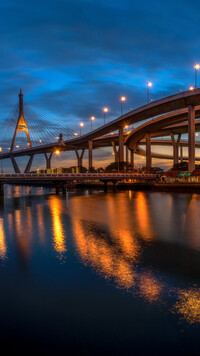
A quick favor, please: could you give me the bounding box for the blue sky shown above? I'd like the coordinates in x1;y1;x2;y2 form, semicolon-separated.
0;0;200;170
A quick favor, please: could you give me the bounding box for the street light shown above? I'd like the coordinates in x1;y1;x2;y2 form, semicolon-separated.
80;122;84;136
55;150;60;173
195;64;200;89
190;86;194;91
147;82;152;104
0;147;2;174
91;116;95;131
120;97;126;115
103;108;108;124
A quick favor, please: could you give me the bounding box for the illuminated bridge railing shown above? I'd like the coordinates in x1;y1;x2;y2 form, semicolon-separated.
0;173;159;181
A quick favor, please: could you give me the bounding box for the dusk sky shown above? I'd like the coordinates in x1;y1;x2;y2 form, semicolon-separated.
1;0;200;170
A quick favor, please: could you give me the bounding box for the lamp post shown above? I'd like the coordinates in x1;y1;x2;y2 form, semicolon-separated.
103;108;108;124
0;148;2;174
91;116;95;131
120;97;126;116
80;122;84;136
147;82;152;104
55;150;60;173
195;64;200;89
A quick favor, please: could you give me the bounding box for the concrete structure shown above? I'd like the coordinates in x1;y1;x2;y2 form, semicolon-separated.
2;89;200;172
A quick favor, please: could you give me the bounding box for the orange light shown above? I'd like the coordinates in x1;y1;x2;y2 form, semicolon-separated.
80;122;84;127
121;96;126;102
39;139;42;143
74;132;78;136
147;82;152;87
16;145;19;148
125;125;128;128
55;150;60;155
55;136;59;140
190;86;194;91
195;64;200;70
103;107;108;112
91;116;95;120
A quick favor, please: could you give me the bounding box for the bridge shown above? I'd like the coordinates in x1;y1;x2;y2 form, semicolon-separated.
1;88;200;176
0;172;159;194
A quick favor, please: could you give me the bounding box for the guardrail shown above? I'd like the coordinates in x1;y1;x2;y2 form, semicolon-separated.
0;173;159;179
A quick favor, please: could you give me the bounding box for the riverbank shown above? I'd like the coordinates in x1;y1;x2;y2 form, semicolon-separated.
75;181;200;192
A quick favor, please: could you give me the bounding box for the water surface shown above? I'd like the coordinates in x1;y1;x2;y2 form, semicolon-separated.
1;186;200;355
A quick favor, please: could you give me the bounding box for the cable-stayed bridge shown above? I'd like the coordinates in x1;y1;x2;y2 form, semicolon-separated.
1;88;200;174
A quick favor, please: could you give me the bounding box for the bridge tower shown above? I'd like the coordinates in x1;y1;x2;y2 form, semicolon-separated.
10;89;34;173
11;89;32;152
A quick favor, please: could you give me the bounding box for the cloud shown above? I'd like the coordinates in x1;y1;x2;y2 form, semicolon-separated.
0;0;199;170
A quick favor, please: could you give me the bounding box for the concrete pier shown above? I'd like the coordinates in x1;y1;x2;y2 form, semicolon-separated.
146;134;151;172
188;105;195;171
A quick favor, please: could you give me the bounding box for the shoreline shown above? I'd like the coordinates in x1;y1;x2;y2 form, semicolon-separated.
75;182;200;193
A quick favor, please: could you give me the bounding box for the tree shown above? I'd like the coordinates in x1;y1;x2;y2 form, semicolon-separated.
170;162;188;171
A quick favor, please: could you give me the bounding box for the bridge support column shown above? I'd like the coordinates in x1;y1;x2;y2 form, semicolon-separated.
0;184;4;196
130;150;134;171
45;152;53;170
113;181;117;192
119;126;124;170
171;133;181;166
88;140;93;171
111;141;119;162
126;146;129;171
75;148;85;169
188;105;195;171
146;134;151;172
11;156;21;173
126;146;129;162
55;186;60;195
180;146;183;162
24;155;34;173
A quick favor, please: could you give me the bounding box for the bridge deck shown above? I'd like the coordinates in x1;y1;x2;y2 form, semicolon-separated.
0;172;159;184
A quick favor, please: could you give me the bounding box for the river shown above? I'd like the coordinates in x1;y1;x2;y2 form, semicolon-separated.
0;186;200;355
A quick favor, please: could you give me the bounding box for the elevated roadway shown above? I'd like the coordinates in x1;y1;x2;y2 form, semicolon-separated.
3;89;200;172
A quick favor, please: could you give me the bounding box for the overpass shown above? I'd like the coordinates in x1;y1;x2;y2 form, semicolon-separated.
1;89;200;172
0;172;159;194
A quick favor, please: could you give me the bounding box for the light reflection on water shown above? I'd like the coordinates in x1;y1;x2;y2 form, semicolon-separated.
69;191;200;325
1;186;200;328
48;196;66;261
0;218;7;260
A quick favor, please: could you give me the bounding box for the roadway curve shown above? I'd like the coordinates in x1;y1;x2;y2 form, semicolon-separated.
2;89;200;160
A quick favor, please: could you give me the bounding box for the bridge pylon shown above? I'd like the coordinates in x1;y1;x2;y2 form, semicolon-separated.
10;90;33;173
11;89;32;152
